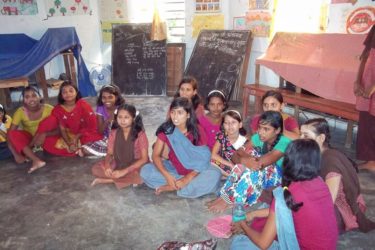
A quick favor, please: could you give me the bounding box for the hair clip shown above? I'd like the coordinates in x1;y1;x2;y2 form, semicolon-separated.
283;186;288;191
114;108;118;115
135;110;140;117
0;104;3;109
226;110;241;119
208;90;225;98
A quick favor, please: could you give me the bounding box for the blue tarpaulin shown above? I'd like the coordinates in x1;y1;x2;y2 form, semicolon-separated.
0;27;96;97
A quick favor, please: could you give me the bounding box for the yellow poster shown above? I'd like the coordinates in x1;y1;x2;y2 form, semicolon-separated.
192;14;224;38
101;21;127;43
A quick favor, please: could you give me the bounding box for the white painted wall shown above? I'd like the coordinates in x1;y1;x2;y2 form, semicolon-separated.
0;0;102;79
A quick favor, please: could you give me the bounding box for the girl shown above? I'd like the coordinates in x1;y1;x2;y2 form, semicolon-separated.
250;90;299;140
211;110;248;176
82;84;125;156
208;111;291;212
230;139;338;250
91;104;149;189
0;104;13;160
43;81;102;157
173;76;205;118
140;97;221;198
300;118;375;233
198;90;228;150
354;25;375;171
7;86;54;173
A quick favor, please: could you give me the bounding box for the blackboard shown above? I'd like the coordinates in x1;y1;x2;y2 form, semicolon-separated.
112;23;166;95
185;30;252;101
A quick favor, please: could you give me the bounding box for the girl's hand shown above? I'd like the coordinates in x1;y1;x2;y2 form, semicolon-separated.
363;85;375;99
111;169;128;179
231;222;244;235
104;168;113;178
33;133;47;147
165;174;178;190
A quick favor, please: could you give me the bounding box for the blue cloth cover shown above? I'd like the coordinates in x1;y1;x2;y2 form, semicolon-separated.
166;128;211;173
0;27;96;97
273;186;300;250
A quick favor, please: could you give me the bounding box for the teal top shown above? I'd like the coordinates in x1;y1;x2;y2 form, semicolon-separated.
251;133;291;167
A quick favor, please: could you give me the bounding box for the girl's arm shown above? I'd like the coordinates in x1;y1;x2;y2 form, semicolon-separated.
153;137;178;190
246;208;270;221
325;175;341;202
211;141;234;168
96;114;106;135
354;49;370;96
283;129;300;140
234;210;277;250
113;147;149;179
240;150;283;170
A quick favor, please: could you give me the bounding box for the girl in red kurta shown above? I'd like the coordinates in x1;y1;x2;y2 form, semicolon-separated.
43;82;102;157
91;104;149;189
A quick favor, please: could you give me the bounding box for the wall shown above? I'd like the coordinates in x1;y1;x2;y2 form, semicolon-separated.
0;0;102;80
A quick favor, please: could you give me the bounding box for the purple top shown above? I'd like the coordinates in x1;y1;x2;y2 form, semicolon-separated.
96;105;111;138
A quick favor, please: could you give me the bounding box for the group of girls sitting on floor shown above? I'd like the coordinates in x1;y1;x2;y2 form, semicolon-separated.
1;76;374;248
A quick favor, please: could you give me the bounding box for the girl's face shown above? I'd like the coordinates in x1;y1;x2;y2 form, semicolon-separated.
116;109;133;129
223;115;242;137
101;91;116;108
23;90;41;109
208;96;225;117
300;124;324;149
62;85;77;103
179;83;197;100
170;107;189;129
257;122;280;143
262;96;283;112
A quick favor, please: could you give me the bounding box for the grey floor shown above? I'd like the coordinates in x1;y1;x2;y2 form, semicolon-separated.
0;96;374;250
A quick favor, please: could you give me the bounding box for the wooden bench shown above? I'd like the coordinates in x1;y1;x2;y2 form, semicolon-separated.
242;83;359;148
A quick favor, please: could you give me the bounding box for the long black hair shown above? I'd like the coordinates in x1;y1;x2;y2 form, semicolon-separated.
0;104;7;123
174;76;202;111
97;84;125;106
20;85;43;104
282;139;321;211
258;111;284;154
261;90;284;104
204;89;228;111
302;118;331;148
156;97;200;145
57;81;82;104
221;110;246;136
112;104;144;141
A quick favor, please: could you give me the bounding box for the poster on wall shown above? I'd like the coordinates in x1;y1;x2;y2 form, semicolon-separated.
233;16;247;30
44;0;91;17
0;0;38;15
346;6;375;34
246;11;272;37
99;0;127;21
195;0;220;12
249;0;270;10
192;14;224;37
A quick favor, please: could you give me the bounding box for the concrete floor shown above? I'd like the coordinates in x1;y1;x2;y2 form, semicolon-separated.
0;96;374;250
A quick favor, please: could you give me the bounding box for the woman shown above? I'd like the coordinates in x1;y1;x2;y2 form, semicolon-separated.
301;118;375;233
230;139;338;249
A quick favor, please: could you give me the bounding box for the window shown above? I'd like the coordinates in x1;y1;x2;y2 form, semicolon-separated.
159;0;186;42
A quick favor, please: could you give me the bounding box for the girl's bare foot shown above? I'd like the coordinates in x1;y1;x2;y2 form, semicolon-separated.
155;185;175;195
28;161;46;174
207;197;231;213
76;149;84;157
91;178;114;186
14;154;26;164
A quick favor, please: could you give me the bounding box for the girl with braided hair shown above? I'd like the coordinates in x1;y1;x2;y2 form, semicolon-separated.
208;111;291;212
230;139;338;250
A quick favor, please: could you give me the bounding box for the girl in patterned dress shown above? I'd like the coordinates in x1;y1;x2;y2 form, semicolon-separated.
207;111;291;212
211;110;248;176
